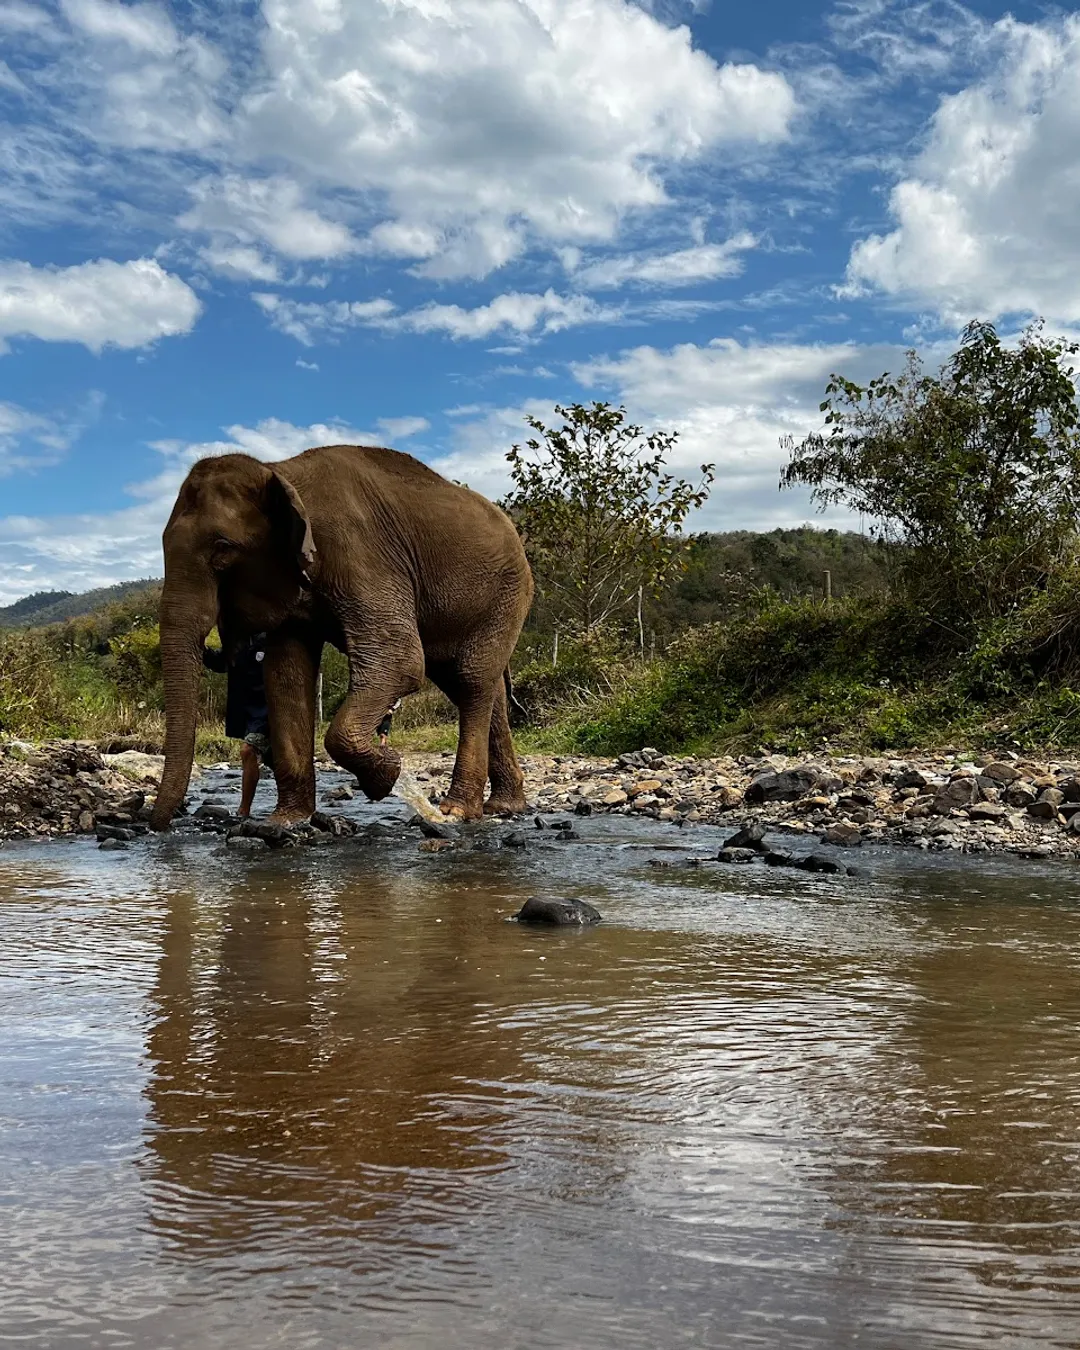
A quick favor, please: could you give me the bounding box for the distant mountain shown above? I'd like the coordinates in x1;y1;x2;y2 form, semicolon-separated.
0;579;161;628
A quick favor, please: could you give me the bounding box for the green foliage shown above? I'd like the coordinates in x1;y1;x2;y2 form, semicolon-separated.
504;402;714;638
782;320;1080;625
0;579;159;629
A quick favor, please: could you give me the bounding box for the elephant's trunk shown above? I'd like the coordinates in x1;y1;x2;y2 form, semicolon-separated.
150;569;217;831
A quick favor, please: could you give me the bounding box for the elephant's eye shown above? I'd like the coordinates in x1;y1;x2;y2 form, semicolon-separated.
210;538;239;568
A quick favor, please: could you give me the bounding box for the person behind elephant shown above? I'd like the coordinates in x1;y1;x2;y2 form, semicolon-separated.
202;635;274;818
376;698;401;748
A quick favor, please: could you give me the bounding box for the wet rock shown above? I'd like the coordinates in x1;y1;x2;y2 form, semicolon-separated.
796;853;845;874
418;838;458;853
96;823;135;842
553;827;580;841
717;847;758;864
502;831;528;849
231;819;296;849
574;799;593;816
550;820;574;832
322;784;354;803
227;835;270;851
410;815;457;841
310;811;356;837
823;822;862;847
515;896;602;926
745;767;820;804
98;837;128;851
722;821;768;852
763;849;794;867
77;810;95;834
534;816;546;829
195;803;233;822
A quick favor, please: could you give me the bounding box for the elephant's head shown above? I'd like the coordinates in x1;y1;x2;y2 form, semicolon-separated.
150;454;316;831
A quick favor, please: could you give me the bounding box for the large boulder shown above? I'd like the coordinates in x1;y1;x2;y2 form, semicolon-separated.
745;766;822;804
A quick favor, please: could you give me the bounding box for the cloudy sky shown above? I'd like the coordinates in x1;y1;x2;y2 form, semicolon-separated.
0;0;1075;602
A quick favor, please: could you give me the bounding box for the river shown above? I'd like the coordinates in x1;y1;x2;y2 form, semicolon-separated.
2;769;1079;1348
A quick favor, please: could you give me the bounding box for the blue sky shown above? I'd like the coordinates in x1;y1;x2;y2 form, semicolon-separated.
0;0;1075;602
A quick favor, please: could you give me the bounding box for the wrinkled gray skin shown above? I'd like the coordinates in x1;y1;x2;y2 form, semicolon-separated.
149;445;534;830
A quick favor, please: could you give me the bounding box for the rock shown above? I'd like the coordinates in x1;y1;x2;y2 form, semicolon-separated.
310;811;356;837
796;852;845;874
717;847;758;864
932;778;981;814
77;810;95;833
1039;787;1065;808
601;789;628;807
981;762;1022;784
822;822;862;847
969;802;1007;821
227;835;270;851
195;803;233;821
411;815;457;840
553;827;580;841
745;767;820;804
232;819;297;848
418;838;458;853
550;820;574;832
722;821;768;852
1006;782;1038;808
502;831;528;849
96;823;135;842
98;837;128;851
102;750;167;781
534;816;546;829
574;799;593;817
763;849;794;867
322;784;354;803
1058;776;1080;803
1027;799;1061;820
895;768;929;790
515;896;602;926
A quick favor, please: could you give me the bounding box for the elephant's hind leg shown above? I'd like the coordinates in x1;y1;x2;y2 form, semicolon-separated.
484;677;526;815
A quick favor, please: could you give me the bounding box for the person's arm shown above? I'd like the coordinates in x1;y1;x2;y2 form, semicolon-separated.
202;645;228;673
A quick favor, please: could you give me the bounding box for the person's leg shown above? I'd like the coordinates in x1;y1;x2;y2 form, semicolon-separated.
239;741;260;817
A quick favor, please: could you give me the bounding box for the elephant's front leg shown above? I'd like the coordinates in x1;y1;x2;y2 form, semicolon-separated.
324;637;423;802
263;631;322;825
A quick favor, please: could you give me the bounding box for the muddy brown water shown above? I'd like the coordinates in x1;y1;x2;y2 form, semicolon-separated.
3;771;1080;1348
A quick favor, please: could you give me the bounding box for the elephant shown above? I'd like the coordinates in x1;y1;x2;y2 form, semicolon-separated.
149;444;534;831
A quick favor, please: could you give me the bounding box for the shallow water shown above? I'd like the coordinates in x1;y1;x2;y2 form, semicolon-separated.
3;771;1080;1348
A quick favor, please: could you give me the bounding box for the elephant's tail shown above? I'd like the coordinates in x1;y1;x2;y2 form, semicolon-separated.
504;666;526;718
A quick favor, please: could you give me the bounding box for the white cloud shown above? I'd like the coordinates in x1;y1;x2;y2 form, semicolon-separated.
238;0;795;278
61;0;175;55
252;293;395;345
0;401;83;476
574;232;758;289
404;290;621;340
845;15;1080;324
179;174;357;268
0;256;200;352
254;288;621;344
198;242;281;284
377;416;429;441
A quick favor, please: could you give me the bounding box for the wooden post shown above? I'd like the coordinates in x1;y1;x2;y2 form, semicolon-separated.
823;570;832;603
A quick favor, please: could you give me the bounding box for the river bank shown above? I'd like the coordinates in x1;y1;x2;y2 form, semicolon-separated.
4;737;1080;861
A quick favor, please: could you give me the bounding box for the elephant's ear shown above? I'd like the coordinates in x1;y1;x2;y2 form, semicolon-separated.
268;472;316;581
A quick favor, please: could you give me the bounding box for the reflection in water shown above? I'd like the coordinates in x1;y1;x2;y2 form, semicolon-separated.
2;808;1080;1348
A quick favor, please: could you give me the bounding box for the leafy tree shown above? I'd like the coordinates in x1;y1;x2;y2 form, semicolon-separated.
504;402;714;641
781;320;1080;623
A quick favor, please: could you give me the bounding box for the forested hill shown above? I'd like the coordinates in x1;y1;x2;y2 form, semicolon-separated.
0;579;161;629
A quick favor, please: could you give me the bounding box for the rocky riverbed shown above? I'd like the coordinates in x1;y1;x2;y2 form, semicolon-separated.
4;738;1080;861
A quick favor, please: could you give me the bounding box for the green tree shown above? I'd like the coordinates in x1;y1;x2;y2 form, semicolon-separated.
504;402;714;641
781;320;1080;623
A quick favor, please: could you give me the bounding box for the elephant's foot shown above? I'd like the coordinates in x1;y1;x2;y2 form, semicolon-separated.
268;807;311;828
354;749;403;802
440;797;484;822
483;793;527;817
